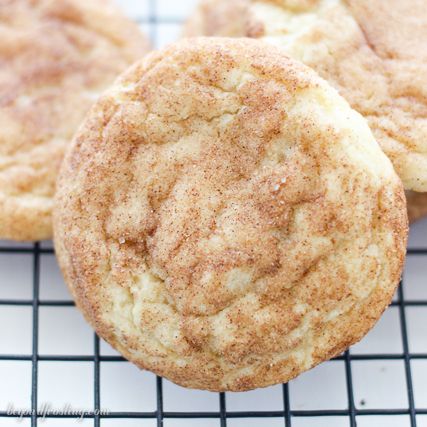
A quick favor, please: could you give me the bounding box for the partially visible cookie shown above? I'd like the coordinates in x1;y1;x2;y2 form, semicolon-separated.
54;38;407;391
0;0;150;241
185;0;427;192
407;192;427;224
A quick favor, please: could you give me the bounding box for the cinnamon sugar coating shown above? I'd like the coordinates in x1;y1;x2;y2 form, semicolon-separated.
185;0;427;192
54;38;407;391
0;0;150;240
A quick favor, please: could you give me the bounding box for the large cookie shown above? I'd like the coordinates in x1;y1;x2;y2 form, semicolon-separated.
54;38;407;391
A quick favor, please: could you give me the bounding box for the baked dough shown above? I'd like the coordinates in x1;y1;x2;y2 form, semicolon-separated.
54;38;407;391
185;0;427;192
0;0;150;241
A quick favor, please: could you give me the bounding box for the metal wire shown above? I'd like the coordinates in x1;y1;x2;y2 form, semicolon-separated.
0;3;426;426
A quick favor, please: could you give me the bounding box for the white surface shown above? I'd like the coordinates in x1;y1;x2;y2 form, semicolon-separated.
0;1;426;426
352;361;408;409
413;360;427;408
292;418;350;427
357;416;411;427
289;362;347;410
101;363;157;412
38;362;94;410
0;361;32;408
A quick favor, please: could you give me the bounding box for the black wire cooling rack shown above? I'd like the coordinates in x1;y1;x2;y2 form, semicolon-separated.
0;1;427;426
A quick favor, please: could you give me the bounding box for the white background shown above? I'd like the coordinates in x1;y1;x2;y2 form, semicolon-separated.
0;1;426;426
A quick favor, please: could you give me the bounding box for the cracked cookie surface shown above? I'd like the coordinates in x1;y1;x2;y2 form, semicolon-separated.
185;0;427;192
0;0;150;240
54;38;407;391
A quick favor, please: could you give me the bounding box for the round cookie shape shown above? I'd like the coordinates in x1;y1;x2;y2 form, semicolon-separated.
54;38;407;391
0;0;150;241
185;0;427;192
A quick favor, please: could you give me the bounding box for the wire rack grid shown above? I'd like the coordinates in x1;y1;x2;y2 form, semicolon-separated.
0;1;427;426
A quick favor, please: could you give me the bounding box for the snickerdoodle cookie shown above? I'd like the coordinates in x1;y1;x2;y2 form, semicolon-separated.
0;0;150;241
185;0;427;192
54;38;407;391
